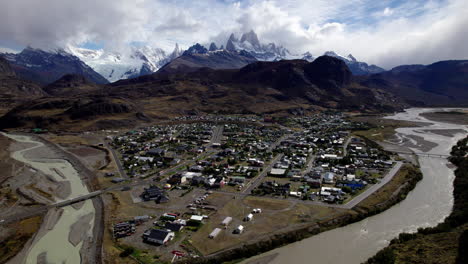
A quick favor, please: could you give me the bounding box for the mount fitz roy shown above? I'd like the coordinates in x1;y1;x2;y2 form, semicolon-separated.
216;30;384;75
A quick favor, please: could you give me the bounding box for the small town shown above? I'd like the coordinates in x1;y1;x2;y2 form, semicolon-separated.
100;112;400;262
1;2;466;263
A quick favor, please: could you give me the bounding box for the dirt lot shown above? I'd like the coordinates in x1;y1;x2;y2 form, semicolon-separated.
102;185;216;263
190;195;346;256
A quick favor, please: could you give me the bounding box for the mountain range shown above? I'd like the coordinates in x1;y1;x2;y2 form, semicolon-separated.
0;29;466;131
0;55;412;131
1;30;385;85
67;44;182;82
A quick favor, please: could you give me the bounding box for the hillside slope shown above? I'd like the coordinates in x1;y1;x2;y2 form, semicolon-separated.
0;57;45;111
362;60;468;106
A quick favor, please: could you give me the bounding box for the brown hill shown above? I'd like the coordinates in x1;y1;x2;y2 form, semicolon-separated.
43;74;102;96
362;60;468;106
0;57;45;113
110;56;402;113
0;56;406;131
0;96;147;131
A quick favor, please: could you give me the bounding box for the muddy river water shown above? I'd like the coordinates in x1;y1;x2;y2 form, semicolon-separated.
244;108;467;264
2;133;95;264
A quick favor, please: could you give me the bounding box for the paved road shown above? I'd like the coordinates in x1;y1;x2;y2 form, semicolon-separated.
210;125;224;145
301;154;316;176
268;133;292;152
343;136;352;157
243;154;284;194
104;141;128;179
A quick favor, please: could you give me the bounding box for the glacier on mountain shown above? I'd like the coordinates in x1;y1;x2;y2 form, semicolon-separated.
67;44;182;82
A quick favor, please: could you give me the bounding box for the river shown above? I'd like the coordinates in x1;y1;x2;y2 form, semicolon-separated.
243;108;467;264
2;133;95;264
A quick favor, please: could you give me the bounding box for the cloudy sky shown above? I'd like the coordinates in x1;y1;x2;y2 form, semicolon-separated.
1;0;467;68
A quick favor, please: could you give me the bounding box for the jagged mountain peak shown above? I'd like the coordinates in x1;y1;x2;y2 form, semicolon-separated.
347;54;357;62
184;43;208;55
226;34;237;52
209;42;218;51
223;30;292;61
228;33;238;42
240;30;261;48
168;43;182;60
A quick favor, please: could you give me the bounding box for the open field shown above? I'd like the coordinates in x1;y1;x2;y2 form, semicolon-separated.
0;216;43;263
350;115;428;142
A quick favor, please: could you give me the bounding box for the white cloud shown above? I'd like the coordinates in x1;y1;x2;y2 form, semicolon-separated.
1;0;467;68
0;47;19;54
383;7;394;16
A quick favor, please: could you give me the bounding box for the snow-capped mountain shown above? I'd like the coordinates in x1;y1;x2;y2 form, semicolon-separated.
157;43;257;74
323;51;384;75
68;44;182;82
1;47;108;85
224;30;300;61
218;30;384;75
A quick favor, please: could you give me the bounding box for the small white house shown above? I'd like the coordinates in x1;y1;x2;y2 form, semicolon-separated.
345;174;356;181
270;168;286;177
221;217;232;227
209;228;222;239
234;225;244;234
244;213;253;221
190;215;204;222
289;191;302;198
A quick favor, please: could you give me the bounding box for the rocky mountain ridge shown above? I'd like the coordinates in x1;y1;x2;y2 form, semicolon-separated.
1;47;108;85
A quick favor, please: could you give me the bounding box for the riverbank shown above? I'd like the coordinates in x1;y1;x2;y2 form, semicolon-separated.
176;164;423;264
0;133;103;264
420;110;468;125
367;136;468;264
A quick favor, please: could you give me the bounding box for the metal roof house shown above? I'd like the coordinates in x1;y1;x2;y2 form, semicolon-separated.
323;172;335;184
143;229;175;245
